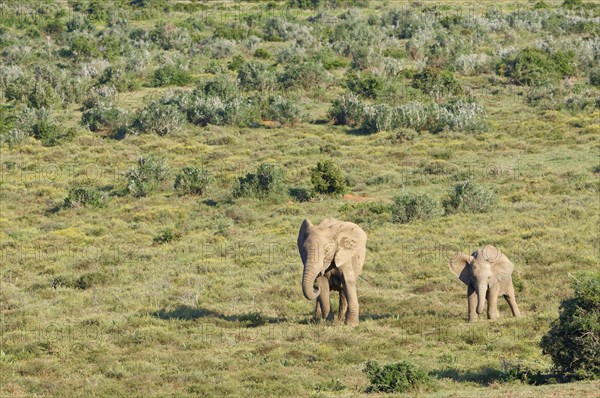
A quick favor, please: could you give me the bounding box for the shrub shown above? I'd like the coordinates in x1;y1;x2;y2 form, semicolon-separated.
428;99;487;133
363;361;434;393
310;160;348;196
589;67;600;87
497;48;576;86
443;178;498;214
186;96;256;127
237;62;276;92
288;187;312;202
27;80;61;109
199;75;239;100
126;156;171;198
263;96;303;126
67;35;100;59
174;167;214;196
362;104;397;133
278;62;329;91
97;67;140;92
391;192;441;223
541;271;600;380
346;71;384;99
64;187;107;208
133;101;186;136
32;121;76;147
562;0;582;8
395;101;429;131
254;48;271;59
82;102;128;132
151;65;192;87
328;93;366;126
233;163;286;199
153;228;182;244
312;49;350;70
412;67;462;98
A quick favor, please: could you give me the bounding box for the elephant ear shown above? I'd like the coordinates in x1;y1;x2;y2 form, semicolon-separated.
333;224;367;271
481;245;514;286
448;252;473;285
490;258;514;286
297;219;312;264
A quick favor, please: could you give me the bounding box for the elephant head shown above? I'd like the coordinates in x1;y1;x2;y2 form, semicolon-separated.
449;245;514;315
297;218;366;301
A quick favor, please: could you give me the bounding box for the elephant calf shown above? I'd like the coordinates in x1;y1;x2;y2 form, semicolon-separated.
448;245;521;322
297;218;367;326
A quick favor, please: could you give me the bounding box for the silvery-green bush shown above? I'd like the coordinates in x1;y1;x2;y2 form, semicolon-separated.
328;93;366;126
126;156;171;198
133;100;186;136
186;96;255;127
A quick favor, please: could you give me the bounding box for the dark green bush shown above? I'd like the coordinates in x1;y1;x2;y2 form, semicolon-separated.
288;187;312;202
32;122;76;147
233;163;286;199
363;361;434;393
310;160;348;196
346;71;384;99
67;36;100;59
151;65;192;87
311;49;350;70
64;187;107;208
497;48;576;86
126;156;171;198
562;0;582;8
254;48;272;59
174;167;214;196
412;68;462;97
391;192;441;223
541;271;600;380
589;67;600;87
443;178;498;214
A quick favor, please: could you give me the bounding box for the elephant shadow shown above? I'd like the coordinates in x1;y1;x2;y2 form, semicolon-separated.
431;367;504;385
154;305;286;327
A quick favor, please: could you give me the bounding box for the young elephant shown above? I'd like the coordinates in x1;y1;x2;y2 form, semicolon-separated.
448;245;521;322
297;218;367;326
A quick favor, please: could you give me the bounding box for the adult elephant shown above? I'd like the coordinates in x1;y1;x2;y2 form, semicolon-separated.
297;218;367;326
448;245;521;322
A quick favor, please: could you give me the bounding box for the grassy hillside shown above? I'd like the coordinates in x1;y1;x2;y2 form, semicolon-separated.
1;0;599;396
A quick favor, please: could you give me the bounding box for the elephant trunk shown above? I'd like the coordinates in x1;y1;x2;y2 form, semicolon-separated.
302;263;321;300
477;285;487;315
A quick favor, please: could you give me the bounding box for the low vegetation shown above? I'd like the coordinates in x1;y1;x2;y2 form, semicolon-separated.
1;0;598;396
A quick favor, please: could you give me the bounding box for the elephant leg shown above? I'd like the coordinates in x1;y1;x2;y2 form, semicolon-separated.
315;275;333;321
467;284;478;322
487;285;500;320
338;290;348;320
342;273;359;326
504;280;521;318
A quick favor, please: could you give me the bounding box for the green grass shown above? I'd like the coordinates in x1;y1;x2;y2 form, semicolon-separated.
1;0;599;396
